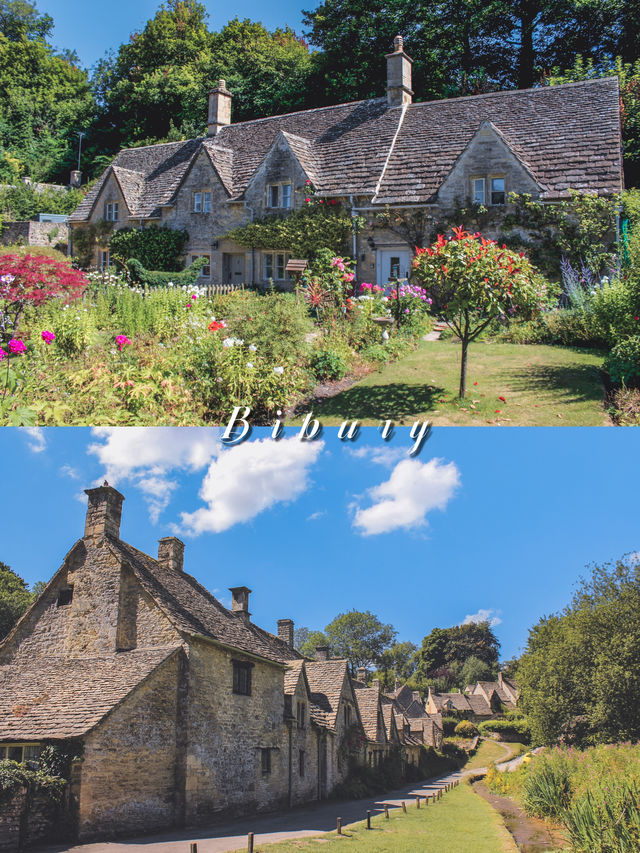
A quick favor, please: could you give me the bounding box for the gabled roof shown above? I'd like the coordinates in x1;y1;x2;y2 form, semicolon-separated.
429;691;473;713
305;659;351;729
109;539;302;666
354;686;386;744
284;659;308;695
70;77;620;224
465;693;494;716
0;647;180;740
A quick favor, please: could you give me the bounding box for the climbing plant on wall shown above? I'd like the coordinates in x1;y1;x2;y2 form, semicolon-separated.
109;225;189;272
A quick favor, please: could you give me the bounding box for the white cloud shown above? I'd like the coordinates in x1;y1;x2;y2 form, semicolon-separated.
627;551;640;567
352;457;460;536
23;427;46;453
307;510;326;521
462;609;502;628
88;428;221;522
348;445;408;467
60;464;79;480
179;437;324;536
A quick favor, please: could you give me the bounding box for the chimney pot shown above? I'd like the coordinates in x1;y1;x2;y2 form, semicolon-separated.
229;586;251;622
277;618;294;648
373;677;381;692
70;170;82;188
84;485;124;540
385;34;413;107
208;80;232;136
315;646;329;661
157;537;185;572
357;666;367;683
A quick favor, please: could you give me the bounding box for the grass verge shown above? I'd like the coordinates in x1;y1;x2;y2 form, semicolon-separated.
248;783;518;853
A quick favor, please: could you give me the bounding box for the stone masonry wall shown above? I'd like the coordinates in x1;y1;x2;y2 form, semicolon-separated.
0;786;69;853
0;221;68;250
77;651;182;840
289;678;319;805
184;638;290;823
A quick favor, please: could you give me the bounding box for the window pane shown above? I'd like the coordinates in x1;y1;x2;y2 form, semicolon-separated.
276;254;285;279
202;255;210;277
261;748;271;774
491;177;506;205
23;745;41;761
113;203;118;221
473;179;485;205
193;192;202;212
8;746;23;762
265;254;273;279
269;186;279;207
203;192;211;213
281;184;291;208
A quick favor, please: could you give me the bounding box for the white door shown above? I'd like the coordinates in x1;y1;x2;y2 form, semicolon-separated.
378;249;411;286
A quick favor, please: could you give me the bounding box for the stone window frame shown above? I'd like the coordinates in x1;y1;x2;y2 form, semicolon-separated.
260;747;272;775
192;190;212;214
470;174;507;206
263;252;290;281
232;659;253;696
0;743;41;763
266;183;292;210
471;176;486;206
104;202;119;222
190;253;211;278
489;174;507;205
344;703;352;727
296;700;306;729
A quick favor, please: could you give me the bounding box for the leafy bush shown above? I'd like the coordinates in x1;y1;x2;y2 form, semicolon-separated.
0;760;65;805
109;225;188;272
605;335;640;386
125;256;207;288
454;720;478;738
478;718;531;744
441;716;459;737
38;742;83;779
309;348;348;381
609;385;640;425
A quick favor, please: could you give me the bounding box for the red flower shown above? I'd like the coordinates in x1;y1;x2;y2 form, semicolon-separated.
498;396;506;402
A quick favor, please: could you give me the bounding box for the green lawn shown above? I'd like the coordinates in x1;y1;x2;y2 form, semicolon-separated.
303;340;609;426
464;739;527;771
250;784;518;853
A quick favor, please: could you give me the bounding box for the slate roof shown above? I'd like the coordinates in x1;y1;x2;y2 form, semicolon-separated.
353;686;385;743
109;539;302;666
0;647;179;740
70;78;621;223
466;694;494;716
430;691;473;713
305;659;350;729
284;659;305;694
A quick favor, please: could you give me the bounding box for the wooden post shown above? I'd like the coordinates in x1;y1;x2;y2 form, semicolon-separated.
190;844;197;853
384;805;389;819
367;810;371;829
337;817;342;835
402;801;406;813
416;796;420;809
247;832;254;853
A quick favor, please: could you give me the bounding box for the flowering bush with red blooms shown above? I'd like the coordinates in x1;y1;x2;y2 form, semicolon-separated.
412;226;548;396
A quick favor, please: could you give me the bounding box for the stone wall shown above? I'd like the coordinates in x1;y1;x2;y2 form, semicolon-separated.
288;677;319;805
0;220;68;251
0;785;70;852
77;651;183;840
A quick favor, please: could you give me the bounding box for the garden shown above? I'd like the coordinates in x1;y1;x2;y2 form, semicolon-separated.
1;189;639;426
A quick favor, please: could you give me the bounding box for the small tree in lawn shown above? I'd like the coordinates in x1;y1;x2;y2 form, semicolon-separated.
412;227;548;398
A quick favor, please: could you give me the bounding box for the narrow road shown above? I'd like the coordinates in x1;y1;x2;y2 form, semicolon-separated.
42;768;468;853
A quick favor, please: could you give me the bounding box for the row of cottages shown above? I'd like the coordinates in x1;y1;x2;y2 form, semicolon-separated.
0;485;440;844
68;37;623;288
425;673;519;720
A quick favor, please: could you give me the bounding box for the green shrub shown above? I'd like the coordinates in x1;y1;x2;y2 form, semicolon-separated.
125;256;207;288
605;335;640;386
109;225;188;272
441;716;459;737
0;760;65;805
454;720;478;738
478;718;531;744
309;349;348;381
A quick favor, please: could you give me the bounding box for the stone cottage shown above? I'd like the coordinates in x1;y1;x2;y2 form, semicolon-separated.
69;37;623;287
0;485;369;843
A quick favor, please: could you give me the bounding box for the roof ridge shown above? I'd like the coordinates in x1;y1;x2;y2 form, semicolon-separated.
218;97;384;131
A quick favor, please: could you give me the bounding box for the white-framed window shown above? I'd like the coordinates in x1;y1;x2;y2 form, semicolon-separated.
193;190;212;213
0;743;41;763
104;202;118;221
190;254;211;278
100;250;110;270
267;184;292;209
472;178;485;205
264;252;289;281
490;176;506;205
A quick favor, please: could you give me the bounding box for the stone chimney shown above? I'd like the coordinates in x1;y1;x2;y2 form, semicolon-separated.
229;586;251;622
315;646;329;661
386;35;413;107
157;537;185;572
277;619;294;648
394;676;401;691
70;170;82;188
498;671;504;687
357;666;367;683
207;79;232;136
372;677;381;692
84;484;124;540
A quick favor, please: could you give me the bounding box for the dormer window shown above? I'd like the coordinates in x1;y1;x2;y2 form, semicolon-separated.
267;184;292;209
193;191;212;213
104;202;118;221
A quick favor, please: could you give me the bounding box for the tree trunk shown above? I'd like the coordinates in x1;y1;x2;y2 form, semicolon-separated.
517;0;536;89
459;336;469;398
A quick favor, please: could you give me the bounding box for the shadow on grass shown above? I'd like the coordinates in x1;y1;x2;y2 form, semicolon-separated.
309;383;446;421
507;363;605;404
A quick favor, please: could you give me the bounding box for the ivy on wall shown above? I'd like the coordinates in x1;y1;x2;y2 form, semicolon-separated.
109;225;188;272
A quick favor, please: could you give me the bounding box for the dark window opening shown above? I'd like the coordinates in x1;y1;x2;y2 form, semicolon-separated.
261;747;271;775
232;660;253;695
57;586;73;607
297;701;305;729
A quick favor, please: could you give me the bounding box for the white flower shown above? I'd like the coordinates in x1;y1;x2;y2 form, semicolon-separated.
273;366;284;375
248;344;257;352
222;336;243;348
246;362;254;368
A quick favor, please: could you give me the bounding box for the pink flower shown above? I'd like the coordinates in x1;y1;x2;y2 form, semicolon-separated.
343;273;355;282
115;334;131;352
191;294;197;300
41;330;56;344
8;338;27;354
0;348;6;361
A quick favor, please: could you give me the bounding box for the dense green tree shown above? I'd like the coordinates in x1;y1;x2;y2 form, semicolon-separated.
415;621;500;687
0;561;35;639
323;610;396;674
294;627;329;658
375;641;418;689
0;0;52;42
518;557;640;746
460;655;496;687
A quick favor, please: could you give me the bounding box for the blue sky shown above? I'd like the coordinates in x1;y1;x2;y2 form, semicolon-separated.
40;0;308;69
1;426;638;663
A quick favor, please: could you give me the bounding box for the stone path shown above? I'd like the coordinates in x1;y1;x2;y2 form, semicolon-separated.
423;320;448;341
41;769;468;853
